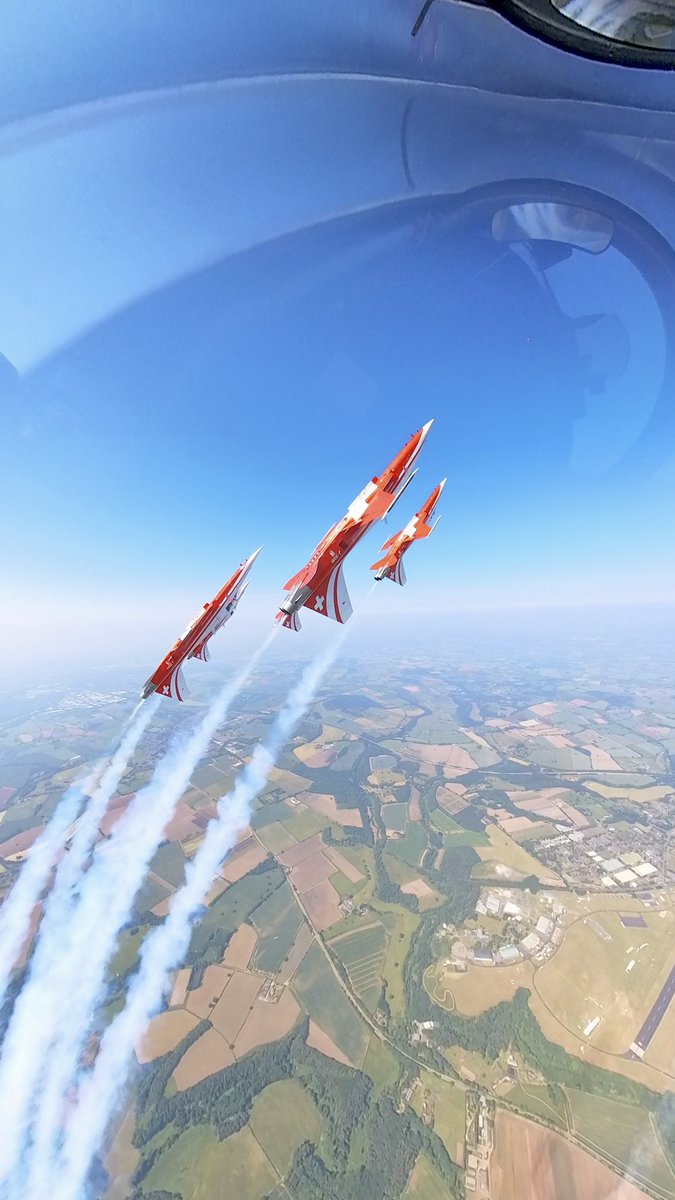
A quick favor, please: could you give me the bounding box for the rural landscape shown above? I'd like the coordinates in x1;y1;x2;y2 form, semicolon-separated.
3;619;675;1200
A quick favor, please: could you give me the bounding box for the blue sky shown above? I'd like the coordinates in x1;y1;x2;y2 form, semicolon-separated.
1;14;674;679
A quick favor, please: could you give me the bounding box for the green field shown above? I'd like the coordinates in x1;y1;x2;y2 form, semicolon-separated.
362;1034;400;1093
382;801;408;834
409;712;462;744
109;927;147;979
255;820;298;853
444;829;490;849
429;810;462;835
143;1124;277;1199
134;873;172;914
411;1072;466;1160
385;822;428;869
250;880;303;974
151;840;187;888
330;869;363;898
331;741;365;772
281;808;329;840
379;908;420;1020
370;754;396;771
292;942;370;1067
186;867;284;973
507;1083;568;1131
566;1089;675;1198
329;923;388;1011
404;1152;448;1198
249;1079;321;1175
250;799;293;829
382;852;417;886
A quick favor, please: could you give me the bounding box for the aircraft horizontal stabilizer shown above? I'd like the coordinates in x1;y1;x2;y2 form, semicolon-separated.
303;563;353;624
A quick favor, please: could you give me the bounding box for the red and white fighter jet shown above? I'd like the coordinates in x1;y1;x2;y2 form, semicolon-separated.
276;421;433;631
371;478;446;586
141;547;262;701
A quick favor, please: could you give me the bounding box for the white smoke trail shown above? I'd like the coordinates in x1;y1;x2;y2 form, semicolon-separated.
0;698;158;1011
47;632;345;1200
0;633;275;1197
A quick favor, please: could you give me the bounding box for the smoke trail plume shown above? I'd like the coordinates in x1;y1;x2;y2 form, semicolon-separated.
47;633;345;1200
0;634;274;1197
0;697;158;1012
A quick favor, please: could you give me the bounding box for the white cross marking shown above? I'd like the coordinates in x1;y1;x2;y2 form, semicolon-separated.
162;686;170;695
314;594;325;612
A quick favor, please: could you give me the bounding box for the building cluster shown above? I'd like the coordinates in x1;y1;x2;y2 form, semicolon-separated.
445;890;565;969
585;848;659;888
532;821;664;889
465;1093;494;1197
411;1019;436;1047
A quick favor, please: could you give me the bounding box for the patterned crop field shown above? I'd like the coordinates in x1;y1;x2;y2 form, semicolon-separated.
329;922;388;1011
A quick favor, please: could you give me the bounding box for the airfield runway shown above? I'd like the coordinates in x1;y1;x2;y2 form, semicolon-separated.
629;962;675;1056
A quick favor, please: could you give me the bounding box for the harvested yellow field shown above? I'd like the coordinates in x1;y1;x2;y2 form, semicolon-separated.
185;964;232;1019
405;742;478;770
585;781;675;803
426;960;534;1017
233;986;300;1058
475;825;562;884
222;923;258;970
202;876;229;906
211;971;262;1044
220;838;268;883
293;743;318;764
169;967;191;1009
104;1107;139;1200
173;1026;234;1090
368;769;406;788
316;724;348;744
136;1010;199;1064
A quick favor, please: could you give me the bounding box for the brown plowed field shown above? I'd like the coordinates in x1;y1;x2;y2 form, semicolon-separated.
291;852;335;894
278;833;324;869
323;846;363;883
491;1112;653;1200
302;878;342;931
306;1018;353;1066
